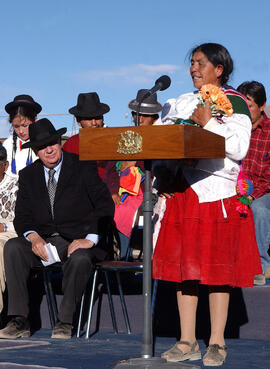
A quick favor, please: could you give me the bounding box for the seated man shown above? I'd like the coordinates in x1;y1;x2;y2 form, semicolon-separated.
0;143;18;313
0;118;114;339
237;81;270;285
63;92;110;178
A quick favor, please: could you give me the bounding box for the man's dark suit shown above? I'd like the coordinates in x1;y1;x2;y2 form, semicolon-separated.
4;151;114;324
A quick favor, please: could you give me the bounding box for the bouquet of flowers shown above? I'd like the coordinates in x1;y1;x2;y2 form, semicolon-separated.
175;84;233;127
198;84;233;117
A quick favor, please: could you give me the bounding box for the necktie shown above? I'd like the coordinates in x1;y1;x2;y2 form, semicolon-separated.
48;168;57;217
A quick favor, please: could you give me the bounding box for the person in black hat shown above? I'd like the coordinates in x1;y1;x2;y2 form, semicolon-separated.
63;92;110;178
3;95;42;178
0;118;114;339
128;89;162;126
102;90;162;260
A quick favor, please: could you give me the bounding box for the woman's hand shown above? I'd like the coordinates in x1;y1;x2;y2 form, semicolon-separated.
159;193;174;199
190;100;212;127
68;239;94;257
120;161;136;171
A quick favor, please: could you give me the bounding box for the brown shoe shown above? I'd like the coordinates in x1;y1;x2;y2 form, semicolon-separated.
51;321;72;339
0;317;30;339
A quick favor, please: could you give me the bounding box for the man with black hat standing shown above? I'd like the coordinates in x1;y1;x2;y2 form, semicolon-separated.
63;92;110;178
102;90;162;259
0;118;114;339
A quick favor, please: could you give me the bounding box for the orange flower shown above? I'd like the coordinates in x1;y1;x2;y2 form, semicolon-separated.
199;84;233;117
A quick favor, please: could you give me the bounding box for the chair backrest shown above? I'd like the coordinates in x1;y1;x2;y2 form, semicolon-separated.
128;206;144;260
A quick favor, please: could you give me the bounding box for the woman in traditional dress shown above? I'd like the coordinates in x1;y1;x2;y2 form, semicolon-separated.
152;43;261;366
3;95;42;178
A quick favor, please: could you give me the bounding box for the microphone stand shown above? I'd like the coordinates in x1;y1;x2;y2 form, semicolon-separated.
113;98;199;369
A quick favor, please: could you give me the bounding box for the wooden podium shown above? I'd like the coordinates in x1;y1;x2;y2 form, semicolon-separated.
79;125;225;161
79;125;225;369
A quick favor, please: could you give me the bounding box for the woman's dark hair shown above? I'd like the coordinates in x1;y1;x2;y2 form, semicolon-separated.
9;106;37;156
8;105;37;124
190;43;234;85
237;81;266;108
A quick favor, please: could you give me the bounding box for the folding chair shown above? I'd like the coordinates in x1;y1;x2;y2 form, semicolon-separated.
77;208;144;339
76;207;159;339
32;263;62;328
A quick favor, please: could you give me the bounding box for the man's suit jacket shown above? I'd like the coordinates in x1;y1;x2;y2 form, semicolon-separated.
14;151;114;244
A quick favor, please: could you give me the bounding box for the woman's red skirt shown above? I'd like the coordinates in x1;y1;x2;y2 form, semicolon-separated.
152;186;262;287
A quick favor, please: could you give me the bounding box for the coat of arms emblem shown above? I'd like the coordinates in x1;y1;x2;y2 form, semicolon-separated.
117;130;142;155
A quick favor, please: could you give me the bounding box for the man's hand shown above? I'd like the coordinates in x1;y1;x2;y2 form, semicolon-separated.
190;100;212;127
28;233;48;261
112;193;122;205
0;224;5;233
68;239;94;257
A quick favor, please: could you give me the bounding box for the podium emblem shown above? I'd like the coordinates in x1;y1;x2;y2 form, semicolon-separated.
117;130;142;154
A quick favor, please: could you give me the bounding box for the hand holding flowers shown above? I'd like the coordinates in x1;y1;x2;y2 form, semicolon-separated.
198;84;233;117
175;84;233;127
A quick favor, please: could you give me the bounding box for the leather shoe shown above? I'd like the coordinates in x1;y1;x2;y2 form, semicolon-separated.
51;320;72;339
0;317;30;339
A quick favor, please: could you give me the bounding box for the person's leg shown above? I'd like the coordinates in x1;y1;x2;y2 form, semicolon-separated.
251;193;270;273
118;231;131;260
0;232;20;313
0;237;41;338
177;281;199;348
4;237;41;317
58;248;94;324
162;281;201;361
203;286;229;366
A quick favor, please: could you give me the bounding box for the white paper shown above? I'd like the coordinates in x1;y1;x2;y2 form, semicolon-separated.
41;243;61;266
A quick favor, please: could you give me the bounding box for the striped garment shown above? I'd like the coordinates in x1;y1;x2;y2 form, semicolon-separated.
242;112;270;199
221;85;251;118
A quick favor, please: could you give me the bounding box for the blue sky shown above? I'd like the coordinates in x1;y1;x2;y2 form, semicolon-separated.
0;0;269;137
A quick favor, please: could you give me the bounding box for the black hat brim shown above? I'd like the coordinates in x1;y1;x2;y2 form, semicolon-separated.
128;100;162;115
5;100;42;114
69;103;110;118
21;128;67;149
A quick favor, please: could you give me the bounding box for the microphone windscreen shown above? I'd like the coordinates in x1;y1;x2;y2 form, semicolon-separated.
155;75;171;91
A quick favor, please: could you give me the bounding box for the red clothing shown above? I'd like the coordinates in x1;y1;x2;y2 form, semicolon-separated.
153;186;261;287
242;113;270;199
103;160;145;194
63;134;106;178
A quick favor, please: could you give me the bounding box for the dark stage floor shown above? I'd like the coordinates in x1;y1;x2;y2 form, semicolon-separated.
0;330;269;369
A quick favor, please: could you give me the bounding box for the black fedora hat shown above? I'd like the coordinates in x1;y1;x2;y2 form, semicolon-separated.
21;118;67;149
5;94;42;114
69;92;110;118
128;89;162;115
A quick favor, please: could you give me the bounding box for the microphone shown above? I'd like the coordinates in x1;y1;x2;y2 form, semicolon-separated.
138;75;171;102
